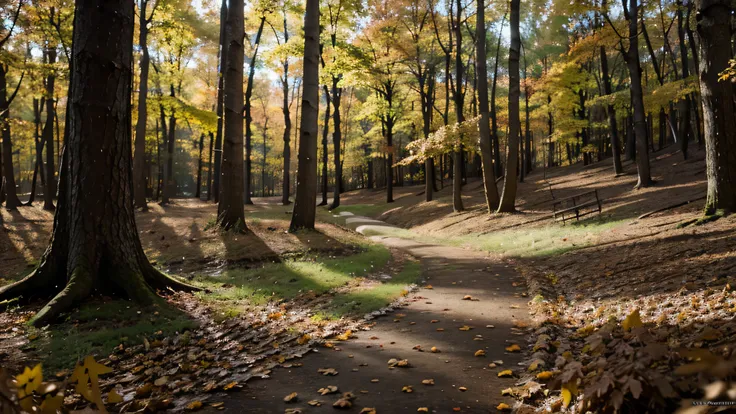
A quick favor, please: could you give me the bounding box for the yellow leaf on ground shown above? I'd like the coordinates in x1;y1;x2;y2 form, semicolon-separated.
561;387;572;408
505;344;521;352
459;325;472;331
297;334;311;345
422;379;435;385
622;309;643;331
498;370;513;378
536;371;554;380
474;350;486;357
186;401;203;411
496;403;511;411
284;392;298;403
402;385;413;393
417;408;429;413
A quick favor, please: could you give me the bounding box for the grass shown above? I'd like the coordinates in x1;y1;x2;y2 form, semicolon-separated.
328;203;395;219
327;207;626;259
319;260;422;319
453;217;627;258
194;244;392;317
34;300;197;371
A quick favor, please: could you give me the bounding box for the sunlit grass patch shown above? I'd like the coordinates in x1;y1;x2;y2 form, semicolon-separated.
194;244;392;312
321;260;422;319
453;217;627;257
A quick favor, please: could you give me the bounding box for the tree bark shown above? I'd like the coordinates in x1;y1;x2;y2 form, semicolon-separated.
451;0;464;212
217;0;247;231
206;131;214;200
490;14;506;178
676;0;693;160
244;16;266;205
27;98;44;206
600;45;623;174
329;76;342;210
697;0;736;214
281;9;291;205
213;0;227;203
0;64;21;209
133;0;151;210
43;27;58;211
623;0;652;188
195;133;204;199
498;0;521;213
319;86;330;206
290;0;320;231
0;0;196;327
476;0;499;213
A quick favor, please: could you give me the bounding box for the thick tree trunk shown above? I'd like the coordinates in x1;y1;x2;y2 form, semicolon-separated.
290;0;319;231
244;17;266;205
217;0;247;231
451;0;464;212
0;65;20;209
623;0;652;188
0;0;195;327
213;0;227;204
43;37;57;211
133;0;151;210
498;0;521;213
476;0;499;213
697;0;736;214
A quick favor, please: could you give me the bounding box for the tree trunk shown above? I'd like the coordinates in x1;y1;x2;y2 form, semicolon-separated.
0;0;196;327
281;11;291;206
451;0;464;212
476;0;499;213
498;0;521;213
290;0;319;231
213;0;227;204
677;0;692;160
623;0;652;188
43;32;57;211
217;0;247;231
133;0;151;210
697;0;736;214
320;86;330;206
0;64;21;209
490;14;506;178
161;94;176;204
329;76;342;210
195;133;204;199
27;98;46;206
244;16;266;205
207;131;214;200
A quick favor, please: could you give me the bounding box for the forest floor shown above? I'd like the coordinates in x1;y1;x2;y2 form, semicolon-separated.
0;145;734;413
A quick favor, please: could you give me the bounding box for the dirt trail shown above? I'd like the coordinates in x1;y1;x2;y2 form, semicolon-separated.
208;213;530;413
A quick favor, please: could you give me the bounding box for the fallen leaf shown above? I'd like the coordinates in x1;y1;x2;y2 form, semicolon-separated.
561;387;572;408
186;401;203;411
284;392;298;403
318;385;339;395
462;295;473;300
360;408;377;414
402;385;413;393
498;370;513;378
536;371;554;380
431;347;440;353
459;325;472;331
422;379;435;385
318;368;338;376
505;344;521;352
458;386;467;392
417;408;429;413
308;400;322;407
474;350;486;357
496;403;511;411
622;309;643;331
107;390;123;404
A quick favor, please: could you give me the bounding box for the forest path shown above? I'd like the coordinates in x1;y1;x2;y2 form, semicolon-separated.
209;213;530;413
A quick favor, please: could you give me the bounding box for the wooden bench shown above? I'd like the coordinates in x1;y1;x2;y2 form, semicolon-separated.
552;190;602;223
